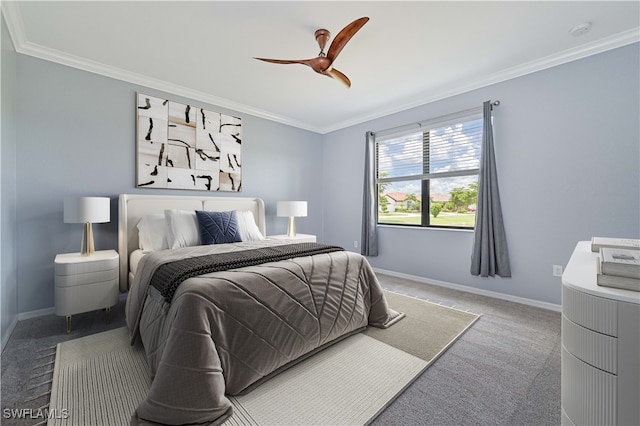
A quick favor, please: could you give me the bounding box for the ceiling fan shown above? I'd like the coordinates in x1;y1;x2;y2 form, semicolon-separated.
254;17;369;88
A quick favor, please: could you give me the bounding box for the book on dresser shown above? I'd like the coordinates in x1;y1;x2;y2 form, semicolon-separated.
596;247;640;292
600;248;640;278
591;236;640;252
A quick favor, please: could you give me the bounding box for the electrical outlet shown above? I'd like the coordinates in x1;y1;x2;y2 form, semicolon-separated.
553;265;563;277
354;240;358;248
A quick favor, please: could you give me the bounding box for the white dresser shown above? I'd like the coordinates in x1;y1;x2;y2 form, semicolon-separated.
55;249;119;332
561;241;640;425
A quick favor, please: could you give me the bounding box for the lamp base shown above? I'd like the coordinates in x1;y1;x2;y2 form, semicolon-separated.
81;222;95;256
287;217;297;238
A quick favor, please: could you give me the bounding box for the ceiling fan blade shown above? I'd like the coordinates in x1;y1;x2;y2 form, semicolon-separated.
255;56;332;75
325;68;351;88
254;58;313;66
326;17;369;63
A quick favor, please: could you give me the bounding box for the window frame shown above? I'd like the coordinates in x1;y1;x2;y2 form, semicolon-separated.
374;109;483;230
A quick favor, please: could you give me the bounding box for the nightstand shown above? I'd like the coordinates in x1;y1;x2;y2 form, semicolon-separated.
54;249;119;333
268;234;317;243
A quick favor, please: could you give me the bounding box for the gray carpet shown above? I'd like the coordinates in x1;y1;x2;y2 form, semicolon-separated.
370;274;561;426
1;274;561;425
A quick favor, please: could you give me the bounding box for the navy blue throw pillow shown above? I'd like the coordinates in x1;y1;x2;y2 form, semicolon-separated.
195;210;242;245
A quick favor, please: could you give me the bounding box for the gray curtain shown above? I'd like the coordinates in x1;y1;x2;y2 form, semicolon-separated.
470;101;511;277
361;131;378;256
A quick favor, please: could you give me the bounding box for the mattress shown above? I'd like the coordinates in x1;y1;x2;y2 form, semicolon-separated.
129;249;147;277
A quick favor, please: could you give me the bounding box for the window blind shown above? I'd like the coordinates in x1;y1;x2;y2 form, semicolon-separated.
376;112;482;184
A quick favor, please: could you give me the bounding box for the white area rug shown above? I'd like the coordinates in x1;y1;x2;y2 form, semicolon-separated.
48;292;479;425
48;328;148;426
226;334;427;426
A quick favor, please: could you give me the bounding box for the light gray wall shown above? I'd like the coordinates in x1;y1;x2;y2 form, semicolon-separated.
15;55;323;313
7;39;640;314
1;12;18;348
322;43;640;306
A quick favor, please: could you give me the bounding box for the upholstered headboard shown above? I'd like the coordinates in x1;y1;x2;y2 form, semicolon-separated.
118;194;266;291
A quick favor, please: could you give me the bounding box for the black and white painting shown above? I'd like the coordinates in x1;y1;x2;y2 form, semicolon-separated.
136;93;242;192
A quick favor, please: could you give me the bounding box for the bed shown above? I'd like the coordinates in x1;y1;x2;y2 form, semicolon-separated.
119;193;403;426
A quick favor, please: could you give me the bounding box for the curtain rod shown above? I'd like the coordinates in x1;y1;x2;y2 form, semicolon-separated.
372;100;501;138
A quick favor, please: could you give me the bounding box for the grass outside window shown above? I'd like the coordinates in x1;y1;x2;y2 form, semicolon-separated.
379;212;476;228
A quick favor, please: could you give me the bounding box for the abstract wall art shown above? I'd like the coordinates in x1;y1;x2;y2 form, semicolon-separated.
136;93;242;191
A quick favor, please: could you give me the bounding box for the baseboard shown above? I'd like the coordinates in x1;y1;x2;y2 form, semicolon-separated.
18;306;56;321
16;292;128;322
1;316;18;352
373;268;562;312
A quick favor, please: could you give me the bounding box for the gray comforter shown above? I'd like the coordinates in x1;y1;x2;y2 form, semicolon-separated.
126;240;401;426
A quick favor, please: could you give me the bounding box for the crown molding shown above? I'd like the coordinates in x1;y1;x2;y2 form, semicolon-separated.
20;39;322;131
322;27;640;134
3;3;638;135
1;1;25;49
1;2;323;133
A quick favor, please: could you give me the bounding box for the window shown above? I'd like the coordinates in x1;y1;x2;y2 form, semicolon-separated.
375;112;483;229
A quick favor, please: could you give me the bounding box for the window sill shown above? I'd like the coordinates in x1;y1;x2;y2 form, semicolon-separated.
377;224;474;233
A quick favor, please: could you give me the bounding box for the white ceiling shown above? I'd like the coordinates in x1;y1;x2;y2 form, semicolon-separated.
3;1;639;134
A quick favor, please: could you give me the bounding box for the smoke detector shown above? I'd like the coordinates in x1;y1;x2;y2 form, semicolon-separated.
570;22;592;37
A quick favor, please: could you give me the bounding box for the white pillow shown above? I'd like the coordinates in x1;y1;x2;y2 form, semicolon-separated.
137;213;168;251
164;209;201;249
237;210;266;241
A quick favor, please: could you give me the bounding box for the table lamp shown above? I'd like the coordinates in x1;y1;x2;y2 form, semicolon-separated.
277;201;307;237
64;197;110;256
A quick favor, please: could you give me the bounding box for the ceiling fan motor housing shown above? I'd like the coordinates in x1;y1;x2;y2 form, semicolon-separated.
315;29;331;54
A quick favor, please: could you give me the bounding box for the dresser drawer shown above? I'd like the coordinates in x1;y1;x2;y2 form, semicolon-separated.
561;314;617;374
562;346;617;426
561;407;575;426
562;285;617;336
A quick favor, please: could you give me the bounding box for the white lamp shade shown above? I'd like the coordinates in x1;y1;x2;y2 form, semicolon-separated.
277;201;307;217
64;197;110;224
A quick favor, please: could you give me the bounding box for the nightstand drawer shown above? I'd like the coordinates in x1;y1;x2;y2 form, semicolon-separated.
55;269;118;287
55;250;119;275
55;280;118;316
268;234;317;243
